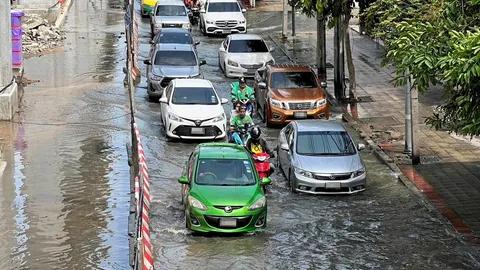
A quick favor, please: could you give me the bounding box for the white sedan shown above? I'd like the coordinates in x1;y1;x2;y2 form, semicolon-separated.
159;79;229;140
218;34;275;78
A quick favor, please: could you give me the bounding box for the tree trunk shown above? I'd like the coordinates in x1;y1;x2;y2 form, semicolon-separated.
343;3;357;101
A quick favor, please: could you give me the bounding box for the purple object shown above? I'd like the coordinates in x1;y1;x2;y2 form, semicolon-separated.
11;10;24;68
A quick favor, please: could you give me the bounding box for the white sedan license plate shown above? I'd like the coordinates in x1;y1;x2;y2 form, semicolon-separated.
293;112;307;119
220;218;237;227
191;127;205;135
222;29;231;34
325;182;341;189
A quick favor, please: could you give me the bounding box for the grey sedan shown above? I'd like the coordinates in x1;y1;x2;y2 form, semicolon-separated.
277;120;367;194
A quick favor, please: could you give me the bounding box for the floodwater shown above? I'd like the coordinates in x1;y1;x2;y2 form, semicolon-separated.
0;0;478;269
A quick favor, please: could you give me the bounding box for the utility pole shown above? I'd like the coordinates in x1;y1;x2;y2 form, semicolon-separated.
125;1;135;114
333;16;345;99
411;75;420;164
291;5;296;36
404;69;412;154
282;0;288;38
316;13;327;83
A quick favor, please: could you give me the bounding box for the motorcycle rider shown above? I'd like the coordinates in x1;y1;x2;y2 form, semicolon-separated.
190;0;200;8
231;77;255;112
246;126;275;174
228;105;254;143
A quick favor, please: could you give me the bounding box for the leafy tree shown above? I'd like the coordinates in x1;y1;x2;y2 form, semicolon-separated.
363;0;480;136
289;0;359;100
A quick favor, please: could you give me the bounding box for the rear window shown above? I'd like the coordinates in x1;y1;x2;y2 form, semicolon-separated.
271;71;317;89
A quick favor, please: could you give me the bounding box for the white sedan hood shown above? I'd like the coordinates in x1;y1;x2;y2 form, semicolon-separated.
205;12;245;22
170;104;225;120
227;52;273;65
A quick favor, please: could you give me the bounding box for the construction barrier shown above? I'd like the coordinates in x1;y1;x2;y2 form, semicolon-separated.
11;10;24;69
126;2;154;269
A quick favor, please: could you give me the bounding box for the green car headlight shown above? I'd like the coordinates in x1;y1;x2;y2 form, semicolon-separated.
248;196;265;211
188;196;208;211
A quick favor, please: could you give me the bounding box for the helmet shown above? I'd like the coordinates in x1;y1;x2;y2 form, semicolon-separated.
250;125;261;140
239;77;246;84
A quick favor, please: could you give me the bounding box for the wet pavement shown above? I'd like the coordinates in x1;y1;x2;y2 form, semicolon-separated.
0;1;478;269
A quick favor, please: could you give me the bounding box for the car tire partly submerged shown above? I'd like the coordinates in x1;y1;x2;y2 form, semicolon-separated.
289;169;297;193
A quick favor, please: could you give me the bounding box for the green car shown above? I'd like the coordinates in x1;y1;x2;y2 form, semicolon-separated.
178;142;272;233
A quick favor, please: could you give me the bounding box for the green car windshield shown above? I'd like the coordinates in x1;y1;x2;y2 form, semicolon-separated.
195;158;256;186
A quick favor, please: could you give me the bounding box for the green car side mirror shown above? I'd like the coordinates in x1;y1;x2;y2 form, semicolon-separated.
261;177;272;185
178;176;189;185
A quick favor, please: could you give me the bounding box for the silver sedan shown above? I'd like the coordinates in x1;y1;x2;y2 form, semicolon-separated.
276;120;367;195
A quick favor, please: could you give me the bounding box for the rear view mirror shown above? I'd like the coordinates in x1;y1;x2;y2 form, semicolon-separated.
320;81;327;88
195;41;200;45
149;40;154;45
200;9;206;13
221;98;228;104
280;143;289;151
258;82;266;89
269;47;275;52
159;97;168;103
261;177;271;185
241;8;247;13
178;176;189;184
199;60;207;66
143;60;151;65
357;143;366;151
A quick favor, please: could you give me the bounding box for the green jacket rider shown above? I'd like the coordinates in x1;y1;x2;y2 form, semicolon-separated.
231;77;254;103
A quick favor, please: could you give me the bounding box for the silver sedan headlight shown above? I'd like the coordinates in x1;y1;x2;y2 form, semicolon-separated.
352;167;366;178
294;167;313;178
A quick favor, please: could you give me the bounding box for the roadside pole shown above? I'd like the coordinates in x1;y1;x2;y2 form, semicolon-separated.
404;69;412;154
282;0;288;38
411;75;420;164
333;16;345;99
291;5;296;36
316;13;327;83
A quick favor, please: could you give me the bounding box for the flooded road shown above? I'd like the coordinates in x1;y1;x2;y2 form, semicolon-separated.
0;0;478;269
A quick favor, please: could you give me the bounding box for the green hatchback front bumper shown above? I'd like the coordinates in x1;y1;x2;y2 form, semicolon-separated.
186;206;267;233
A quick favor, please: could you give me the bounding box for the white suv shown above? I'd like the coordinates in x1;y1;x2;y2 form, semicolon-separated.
199;0;247;35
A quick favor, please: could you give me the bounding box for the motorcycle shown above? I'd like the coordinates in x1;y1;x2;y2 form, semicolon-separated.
190;7;200;25
231;125;251;146
231;81;255;114
252;153;273;178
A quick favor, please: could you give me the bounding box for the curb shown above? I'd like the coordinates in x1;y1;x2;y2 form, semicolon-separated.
54;0;73;30
349;25;385;49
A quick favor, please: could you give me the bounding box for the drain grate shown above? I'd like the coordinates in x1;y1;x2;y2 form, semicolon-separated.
420;155;443;164
357;96;374;103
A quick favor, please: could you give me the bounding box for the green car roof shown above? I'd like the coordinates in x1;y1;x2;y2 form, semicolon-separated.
197;143;250;159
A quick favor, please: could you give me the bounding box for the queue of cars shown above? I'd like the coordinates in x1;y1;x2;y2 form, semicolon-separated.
141;0;367;233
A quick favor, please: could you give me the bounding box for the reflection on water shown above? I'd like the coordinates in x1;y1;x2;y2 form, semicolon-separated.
0;0;130;269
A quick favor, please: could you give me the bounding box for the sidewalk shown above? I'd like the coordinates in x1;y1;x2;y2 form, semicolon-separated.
269;25;480;239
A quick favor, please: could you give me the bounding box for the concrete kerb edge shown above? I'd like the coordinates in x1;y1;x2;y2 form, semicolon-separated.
340;112;449;215
348;25;385;49
54;0;74;30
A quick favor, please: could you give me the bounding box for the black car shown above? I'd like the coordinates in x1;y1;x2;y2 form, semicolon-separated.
150;28;200;47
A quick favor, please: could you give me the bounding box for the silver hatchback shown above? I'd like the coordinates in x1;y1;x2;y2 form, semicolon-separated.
277;120;367;194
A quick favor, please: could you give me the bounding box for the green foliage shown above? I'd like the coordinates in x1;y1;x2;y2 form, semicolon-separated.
289;0;355;26
363;0;480;136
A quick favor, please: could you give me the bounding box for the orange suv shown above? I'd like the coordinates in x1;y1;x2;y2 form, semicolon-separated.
253;64;330;126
